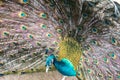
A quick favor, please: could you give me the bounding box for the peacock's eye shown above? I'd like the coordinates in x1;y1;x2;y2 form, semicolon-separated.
10;54;15;58
18;11;27;17
41;24;47;29
111;37;117;45
21;13;25;16
23;0;28;3
21;60;26;63
117;75;120;79
85;58;89;62
87;69;91;73
40;12;47;19
57;29;62;33
90;40;98;45
109;53;116;59
3;31;9;36
28;34;34;39
108;76;112;79
83;13;88;18
93;59;98;64
21;25;27;30
36;42;41;46
103;57;108;62
77;72;80;76
77;26;82;31
53;41;58;45
80;58;83;61
18;0;29;4
13;42;18;46
98;73;103;77
92;28;98;33
59;19;64;24
47;33;52;37
77;36;83;42
109;53;114;57
104;19;111;25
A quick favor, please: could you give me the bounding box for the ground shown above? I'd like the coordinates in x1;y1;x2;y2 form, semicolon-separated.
0;71;78;80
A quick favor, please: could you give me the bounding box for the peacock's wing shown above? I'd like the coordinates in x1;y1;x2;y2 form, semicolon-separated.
0;0;63;74
76;0;120;80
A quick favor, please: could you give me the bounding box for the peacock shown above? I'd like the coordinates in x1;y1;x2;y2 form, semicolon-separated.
0;0;120;80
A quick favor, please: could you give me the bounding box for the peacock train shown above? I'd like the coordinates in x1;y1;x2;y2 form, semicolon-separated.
0;0;120;80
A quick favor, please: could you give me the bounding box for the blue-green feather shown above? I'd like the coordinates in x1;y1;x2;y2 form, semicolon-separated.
46;54;76;76
54;58;76;76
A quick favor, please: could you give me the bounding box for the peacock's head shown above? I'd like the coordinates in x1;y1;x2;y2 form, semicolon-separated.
45;54;55;73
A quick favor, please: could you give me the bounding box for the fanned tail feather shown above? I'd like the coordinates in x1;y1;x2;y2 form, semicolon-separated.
0;0;120;80
0;0;61;74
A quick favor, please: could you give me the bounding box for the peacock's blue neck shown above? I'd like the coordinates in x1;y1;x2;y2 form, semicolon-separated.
52;57;76;76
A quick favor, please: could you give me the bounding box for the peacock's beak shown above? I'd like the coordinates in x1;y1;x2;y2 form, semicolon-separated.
46;66;49;73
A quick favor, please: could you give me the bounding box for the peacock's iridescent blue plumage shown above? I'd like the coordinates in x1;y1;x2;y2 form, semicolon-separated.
54;58;76;76
46;54;76;76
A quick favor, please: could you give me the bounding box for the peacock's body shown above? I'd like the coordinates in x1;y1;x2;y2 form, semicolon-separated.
0;0;120;80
